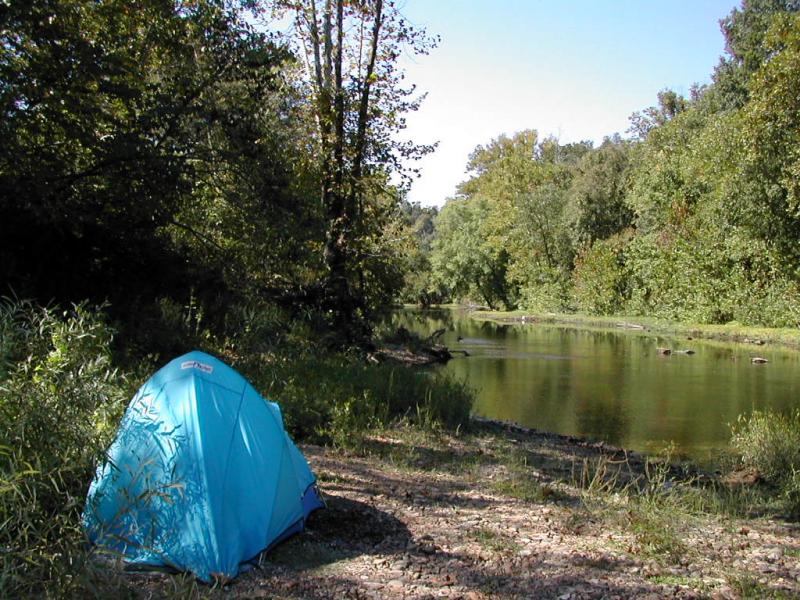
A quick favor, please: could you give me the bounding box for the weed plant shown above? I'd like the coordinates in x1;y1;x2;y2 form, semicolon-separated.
0;300;134;598
730;409;800;515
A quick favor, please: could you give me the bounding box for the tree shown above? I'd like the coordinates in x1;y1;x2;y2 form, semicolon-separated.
453;131;587;310
270;0;435;339
566;138;633;247
712;0;800;109
430;198;512;310
628;89;689;139
0;0;311;350
0;0;218;306
395;200;443;306
729;12;800;265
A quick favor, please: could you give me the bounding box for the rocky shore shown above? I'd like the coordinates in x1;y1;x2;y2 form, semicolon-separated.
135;422;799;599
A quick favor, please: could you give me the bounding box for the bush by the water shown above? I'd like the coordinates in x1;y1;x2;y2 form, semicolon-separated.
730;409;800;514
238;353;474;448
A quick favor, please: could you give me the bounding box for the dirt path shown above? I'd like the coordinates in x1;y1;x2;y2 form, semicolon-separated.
222;425;799;600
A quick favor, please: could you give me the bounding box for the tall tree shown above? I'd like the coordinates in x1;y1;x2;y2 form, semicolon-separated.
271;0;435;339
0;0;307;351
628;89;688;139
566;138;633;247
712;0;800;109
729;12;800;265
431;197;512;310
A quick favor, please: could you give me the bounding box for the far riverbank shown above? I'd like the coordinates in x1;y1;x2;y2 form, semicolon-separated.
468;309;800;352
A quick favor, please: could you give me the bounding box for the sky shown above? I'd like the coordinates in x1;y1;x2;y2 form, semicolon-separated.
395;0;741;207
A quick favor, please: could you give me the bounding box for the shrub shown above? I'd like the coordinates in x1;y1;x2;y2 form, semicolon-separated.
0;301;133;598
730;409;800;514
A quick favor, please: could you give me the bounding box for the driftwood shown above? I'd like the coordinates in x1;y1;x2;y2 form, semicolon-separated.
617;321;645;330
427;328;446;344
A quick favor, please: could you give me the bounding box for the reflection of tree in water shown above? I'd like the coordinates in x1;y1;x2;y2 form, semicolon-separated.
574;386;629;447
479;320;507;338
387;308;454;334
572;330;630;446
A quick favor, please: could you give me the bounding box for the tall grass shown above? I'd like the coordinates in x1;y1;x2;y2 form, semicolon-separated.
730;409;800;515
237;354;474;448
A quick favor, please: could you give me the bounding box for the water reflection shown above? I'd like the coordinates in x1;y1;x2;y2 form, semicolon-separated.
392;308;800;461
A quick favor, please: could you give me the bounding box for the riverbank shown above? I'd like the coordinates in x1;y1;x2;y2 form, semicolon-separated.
131;421;799;599
469;310;800;352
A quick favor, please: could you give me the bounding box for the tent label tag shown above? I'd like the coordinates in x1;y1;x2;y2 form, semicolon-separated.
181;360;213;374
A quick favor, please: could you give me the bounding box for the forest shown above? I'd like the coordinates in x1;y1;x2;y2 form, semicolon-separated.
2;0;800;597
409;0;800;330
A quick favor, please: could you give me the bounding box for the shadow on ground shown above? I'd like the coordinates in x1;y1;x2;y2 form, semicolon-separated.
262;494;411;572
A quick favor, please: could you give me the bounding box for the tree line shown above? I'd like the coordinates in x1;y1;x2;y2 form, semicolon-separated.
412;0;800;329
0;0;432;353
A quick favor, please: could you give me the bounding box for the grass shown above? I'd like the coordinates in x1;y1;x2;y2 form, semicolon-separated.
237;352;474;448
470;528;522;555
489;444;567;503
727;573;796;599
730;410;800;506
625;504;689;563
490;477;556;503
354;425;491;477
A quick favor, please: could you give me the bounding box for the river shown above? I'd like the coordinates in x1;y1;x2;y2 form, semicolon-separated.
393;308;800;462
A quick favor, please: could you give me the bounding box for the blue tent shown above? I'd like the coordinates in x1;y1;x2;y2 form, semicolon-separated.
83;351;323;582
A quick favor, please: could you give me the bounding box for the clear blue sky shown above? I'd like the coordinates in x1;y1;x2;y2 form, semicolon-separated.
396;0;741;206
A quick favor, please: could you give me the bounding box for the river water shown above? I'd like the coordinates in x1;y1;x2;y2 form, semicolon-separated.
393;308;800;462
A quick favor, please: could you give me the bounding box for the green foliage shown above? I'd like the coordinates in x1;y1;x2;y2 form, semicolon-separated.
628;89;689;140
431;197;515;309
626;105;713;234
571;232;631;315
621;221;800;327
730;12;800;265
0;0;326;353
0;0;425;350
730;410;800;514
432;131;592;311
566;137;633;246
273;0;438;339
0;301;133;598
713;0;800;109
237;353;474;449
397;201;447;306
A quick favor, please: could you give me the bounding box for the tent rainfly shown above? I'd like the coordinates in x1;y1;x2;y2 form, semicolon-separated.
83;350;323;582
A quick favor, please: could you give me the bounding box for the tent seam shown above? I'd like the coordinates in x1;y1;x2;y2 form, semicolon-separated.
215;380;249;572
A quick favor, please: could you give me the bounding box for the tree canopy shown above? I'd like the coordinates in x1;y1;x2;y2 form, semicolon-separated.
420;0;800;327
